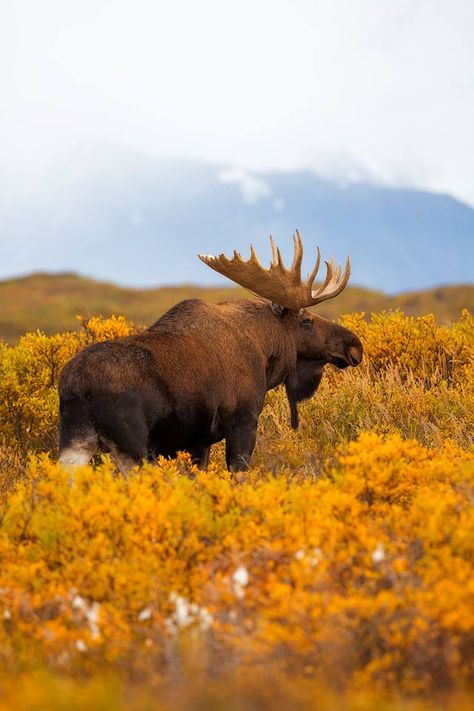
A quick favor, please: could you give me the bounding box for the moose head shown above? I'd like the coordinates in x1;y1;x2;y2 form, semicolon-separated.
199;230;363;429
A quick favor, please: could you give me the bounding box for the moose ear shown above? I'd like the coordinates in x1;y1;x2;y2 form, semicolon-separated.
271;303;289;318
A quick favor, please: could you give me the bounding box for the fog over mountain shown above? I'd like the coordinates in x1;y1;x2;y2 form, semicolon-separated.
1;146;473;293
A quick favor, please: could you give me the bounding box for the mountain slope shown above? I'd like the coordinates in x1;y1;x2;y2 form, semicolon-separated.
0;272;472;343
0;147;473;293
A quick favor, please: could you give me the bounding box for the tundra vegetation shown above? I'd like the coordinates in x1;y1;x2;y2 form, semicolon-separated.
0;271;473;343
0;299;473;707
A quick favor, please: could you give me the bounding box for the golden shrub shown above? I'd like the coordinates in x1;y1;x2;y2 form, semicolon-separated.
1;310;472;461
0;316;135;456
0;436;473;702
0;309;473;709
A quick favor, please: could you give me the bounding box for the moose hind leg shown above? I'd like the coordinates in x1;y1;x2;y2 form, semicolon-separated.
91;397;149;475
59;433;98;468
59;397;99;468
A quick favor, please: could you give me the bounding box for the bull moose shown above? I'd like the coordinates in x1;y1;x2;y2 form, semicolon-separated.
59;232;362;472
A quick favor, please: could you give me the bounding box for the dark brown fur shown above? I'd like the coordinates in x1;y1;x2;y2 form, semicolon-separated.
59;298;362;472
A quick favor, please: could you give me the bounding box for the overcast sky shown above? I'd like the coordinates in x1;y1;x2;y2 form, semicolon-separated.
1;0;473;205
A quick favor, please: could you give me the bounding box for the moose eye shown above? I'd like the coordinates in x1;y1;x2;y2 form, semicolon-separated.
301;318;312;329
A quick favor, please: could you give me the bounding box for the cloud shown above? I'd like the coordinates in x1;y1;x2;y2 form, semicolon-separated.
218;168;271;204
0;0;473;204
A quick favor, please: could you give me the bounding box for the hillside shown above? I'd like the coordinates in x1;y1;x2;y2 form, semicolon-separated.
0;272;472;342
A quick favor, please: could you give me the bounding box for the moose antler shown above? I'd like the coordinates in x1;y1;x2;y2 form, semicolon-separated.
198;230;351;310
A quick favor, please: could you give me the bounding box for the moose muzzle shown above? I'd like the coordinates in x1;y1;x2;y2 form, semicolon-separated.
347;343;363;366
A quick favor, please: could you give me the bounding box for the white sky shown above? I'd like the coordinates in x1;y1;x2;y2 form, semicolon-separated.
1;0;473;204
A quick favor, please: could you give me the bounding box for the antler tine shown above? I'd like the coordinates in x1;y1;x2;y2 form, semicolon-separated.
333;255;351;295
313;259;335;297
305;245;321;287
310;255;351;304
198;233;351;309
249;243;261;266
269;236;285;271
327;256;351;298
290;230;304;277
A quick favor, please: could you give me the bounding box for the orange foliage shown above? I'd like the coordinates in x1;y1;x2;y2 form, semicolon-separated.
0;310;473;709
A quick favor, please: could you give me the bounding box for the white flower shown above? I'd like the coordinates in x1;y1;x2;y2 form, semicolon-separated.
233;566;249;586
166;592;213;632
87;602;101;640
170;592;193;628
164;618;177;635
199;607;214;631
138;606;152;622
309;547;323;567
372;543;385;563
72;594;86;611
72;594;100;639
232;566;249;599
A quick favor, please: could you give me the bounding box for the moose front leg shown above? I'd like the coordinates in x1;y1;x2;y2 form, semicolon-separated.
189;444;211;470
225;411;258;472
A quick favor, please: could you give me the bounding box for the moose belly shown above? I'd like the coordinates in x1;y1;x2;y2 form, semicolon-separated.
149;405;224;458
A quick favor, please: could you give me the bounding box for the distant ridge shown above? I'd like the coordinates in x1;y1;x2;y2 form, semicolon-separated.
0;272;472;343
1;149;473;292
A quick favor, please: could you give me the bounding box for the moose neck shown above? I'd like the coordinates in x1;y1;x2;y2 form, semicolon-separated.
262;305;298;391
225;299;297;391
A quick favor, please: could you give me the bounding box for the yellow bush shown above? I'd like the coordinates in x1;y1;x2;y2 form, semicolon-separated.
341;309;474;383
0;309;473;709
0;435;473;703
0;316;135;456
1;311;472;461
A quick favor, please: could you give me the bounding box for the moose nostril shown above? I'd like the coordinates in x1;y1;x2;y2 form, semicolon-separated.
348;345;363;366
